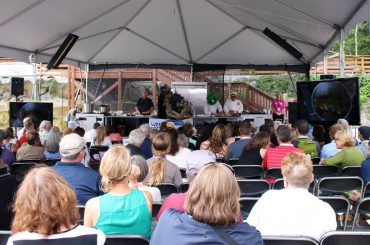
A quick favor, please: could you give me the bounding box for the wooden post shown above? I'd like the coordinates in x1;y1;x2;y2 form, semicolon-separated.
361;56;365;74
118;71;122;111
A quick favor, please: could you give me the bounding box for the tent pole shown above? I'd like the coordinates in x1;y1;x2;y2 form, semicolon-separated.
85;63;89;104
190;65;193;82
339;29;345;77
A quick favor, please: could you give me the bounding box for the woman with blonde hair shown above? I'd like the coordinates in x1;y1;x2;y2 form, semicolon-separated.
91;126;112;147
8;166;105;244
84;145;152;238
200;124;228;160
150;163;263;244
146;132;182;187
321;129;365;168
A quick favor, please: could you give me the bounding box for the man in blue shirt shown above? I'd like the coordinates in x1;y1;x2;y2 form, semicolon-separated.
135;89;154;115
53;133;103;205
227;121;252;160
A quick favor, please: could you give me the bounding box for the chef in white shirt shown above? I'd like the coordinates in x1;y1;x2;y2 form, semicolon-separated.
224;91;243;115
203;92;223;124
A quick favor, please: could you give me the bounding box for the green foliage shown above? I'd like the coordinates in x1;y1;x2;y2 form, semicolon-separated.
357;74;370;108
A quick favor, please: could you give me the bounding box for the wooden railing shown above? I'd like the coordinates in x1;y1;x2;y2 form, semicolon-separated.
311;55;370;74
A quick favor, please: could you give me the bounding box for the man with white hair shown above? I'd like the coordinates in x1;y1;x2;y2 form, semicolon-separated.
125;129;148;159
52;133;103;205
248;152;336;241
39;120;52;145
139;123;153;159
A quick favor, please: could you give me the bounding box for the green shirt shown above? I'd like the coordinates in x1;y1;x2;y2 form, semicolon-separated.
95;189;151;238
324;146;365;168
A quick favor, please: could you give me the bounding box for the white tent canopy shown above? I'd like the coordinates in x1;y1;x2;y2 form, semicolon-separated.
0;0;369;68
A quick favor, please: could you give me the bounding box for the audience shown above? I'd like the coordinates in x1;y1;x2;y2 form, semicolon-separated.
3;127;17;151
321;129;365;168
225;122;239;145
151;163;263;245
106;125;122;143
238;132;271;166
38;120;52;145
125;129;147;159
53;133;103;205
156;150;216;221
129;155;161;203
259;123;278;147
166;130;191;169
321;123;343;158
91;126;112;160
7;167;105;245
139;123;153;159
16;130;45;161
263;125;304;169
61;127;73;138
0;162;17;230
84;122;100;143
292;120;321;159
227;121;253;160
146;132;182;187
200;124;228;160
73;126;85;137
196;124;215;149
179;122;197;150
0;130;16;166
361;141;370;183
16;117;34;147
357;126;370;159
312;125;326;147
84;145;152;237
248;152;336;241
44;127;62;159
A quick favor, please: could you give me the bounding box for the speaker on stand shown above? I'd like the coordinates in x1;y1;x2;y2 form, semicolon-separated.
288;102;299;125
11;77;24;101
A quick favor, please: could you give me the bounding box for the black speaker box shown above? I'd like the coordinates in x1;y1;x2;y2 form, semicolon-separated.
11;77;24;97
288;102;298;125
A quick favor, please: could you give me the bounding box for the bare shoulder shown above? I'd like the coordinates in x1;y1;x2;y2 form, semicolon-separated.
85;196;100;210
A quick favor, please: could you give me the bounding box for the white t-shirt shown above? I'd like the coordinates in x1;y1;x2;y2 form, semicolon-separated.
84;129;97;143
7;225;106;245
166;147;192;169
203;101;223;123
223;99;243;114
247;188;337;241
140;185;162;203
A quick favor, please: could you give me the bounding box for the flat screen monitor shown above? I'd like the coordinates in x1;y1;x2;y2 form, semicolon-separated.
297;78;360;125
9;102;53;128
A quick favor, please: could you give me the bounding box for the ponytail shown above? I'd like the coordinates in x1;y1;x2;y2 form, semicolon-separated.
149;158;165;186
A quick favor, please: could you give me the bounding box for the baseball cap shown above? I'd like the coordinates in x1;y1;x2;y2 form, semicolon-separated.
231;91;237;96
59;133;86;158
186;150;216;179
358;126;370;140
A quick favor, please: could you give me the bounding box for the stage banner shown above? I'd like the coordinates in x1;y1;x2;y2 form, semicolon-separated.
149;118;193;130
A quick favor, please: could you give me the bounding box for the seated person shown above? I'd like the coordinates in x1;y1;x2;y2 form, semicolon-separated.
248;152;337;241
84;145;152;238
165;128;191;169
44;127;62;159
321;123;343;158
227;121;253;160
16;130;45;162
0;162;17;230
125;129;147;159
357;126;370;159
200;124;228;160
7;167;105;245
139;123;153;159
361;141;370;184
292;120;321;159
90;126;112;160
321;129;365;168
53;133;103;205
151;163;263;245
146;132;182;187
238;132;270;166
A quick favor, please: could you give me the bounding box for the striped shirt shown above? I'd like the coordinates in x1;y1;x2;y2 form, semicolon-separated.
263;144;304;169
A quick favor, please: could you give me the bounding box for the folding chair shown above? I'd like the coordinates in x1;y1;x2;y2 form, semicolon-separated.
319;196;350;230
9;162;37;183
352;198;370;230
265;168;283;179
0;231;11;245
320;231;370;245
0;173;17;230
179;183;189;193
105;235;149;245
232;165;264;179
239;197;259;219
340;166;361;177
363;182;370;198
313;165;338;179
179;168;187;179
272;178;316;194
152;202;162;219
154;183;178;198
263;236;319;245
317;177;364;197
311;157;321;165
237;179;270;197
89;145;109;169
45;158;61;166
228;158;239;166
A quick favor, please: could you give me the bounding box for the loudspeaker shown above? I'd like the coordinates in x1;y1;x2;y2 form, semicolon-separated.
320;74;336;80
47;33;79;70
11;77;24;97
288;102;298;125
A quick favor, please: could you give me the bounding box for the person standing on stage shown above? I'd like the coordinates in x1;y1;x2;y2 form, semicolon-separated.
203;92;223;124
224;91;243;116
135;88;154;115
271;92;287;122
157;84;170;119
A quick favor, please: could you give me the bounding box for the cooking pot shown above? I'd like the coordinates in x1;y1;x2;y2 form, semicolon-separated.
83;103;93;113
99;104;110;114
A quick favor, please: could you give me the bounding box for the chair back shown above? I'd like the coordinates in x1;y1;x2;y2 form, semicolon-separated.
155;183;178;198
272;178;316;194
76;205;85;222
311;157;320;165
179;168;187;179
239;197;259;218
313;165;338;179
179;183;189;193
152;202;162;218
228;158;239;166
45;158;61;166
263;235;319;245
352;198;370;230
232;165;264;179
105;235;149;245
237;179;270;197
320;231;370;245
340;166;361;177
9;162;37;183
0;231;11;245
317;177;363;197
0;167;9;177
363;182;370;198
265;168;283;179
319;196;350;230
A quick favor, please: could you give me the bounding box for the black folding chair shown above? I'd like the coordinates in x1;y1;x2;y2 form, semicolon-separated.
311;157;321;165
272;178;316;194
340;166;361;177
179;183;189;193
263;236;319;245
265;168;283;179
0;231;11;245
319;196;350;230
320;231;370;245
237;179;270;197
105;235;149;245
76;205;85;224
317;177;364;197
0;172;17;230
179;168;187;179
154;183;178;198
152;202;162;219
45;158;61;166
89;145;109;169
363;182;370;198
239;197;259;219
9;162;37;183
352;198;370;230
232;165;264;179
313;165;338;179
228;158;239;166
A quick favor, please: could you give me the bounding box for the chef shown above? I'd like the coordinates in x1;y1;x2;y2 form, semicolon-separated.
203;92;223;124
223;91;243;116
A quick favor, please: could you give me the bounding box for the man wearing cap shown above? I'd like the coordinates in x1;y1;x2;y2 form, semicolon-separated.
357;126;370;159
203;92;223;124
224;91;244;116
52;133;103;205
